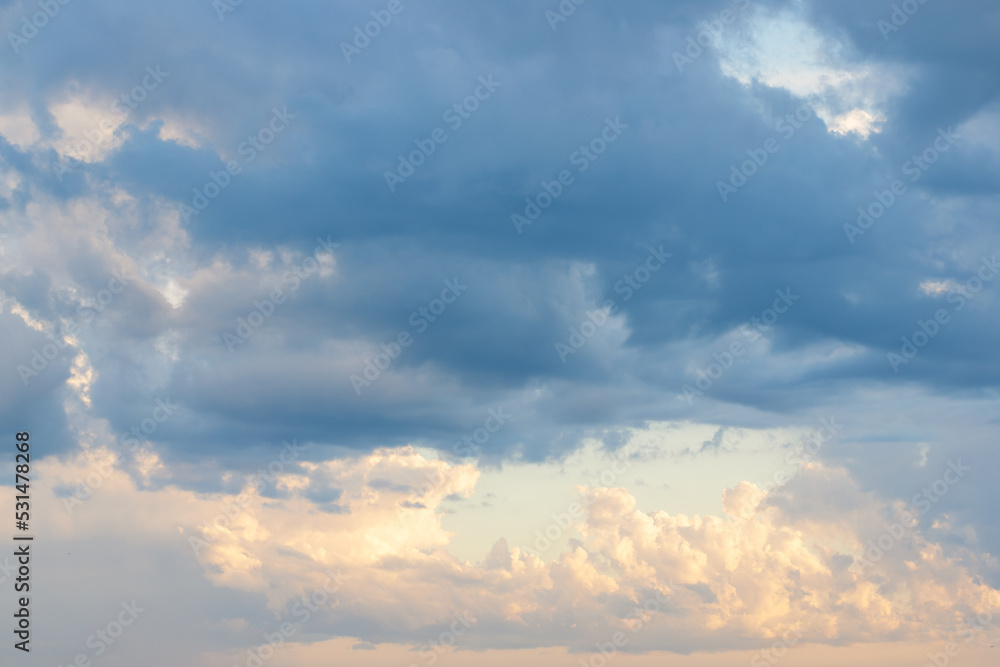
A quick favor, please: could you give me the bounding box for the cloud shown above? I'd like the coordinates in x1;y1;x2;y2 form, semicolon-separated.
1;1;999;662
22;445;999;658
0;0;998;470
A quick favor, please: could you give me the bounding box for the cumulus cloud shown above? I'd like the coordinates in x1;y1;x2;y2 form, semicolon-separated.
22;445;998;658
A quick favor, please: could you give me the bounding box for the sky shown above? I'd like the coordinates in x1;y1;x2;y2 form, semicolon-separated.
1;0;999;665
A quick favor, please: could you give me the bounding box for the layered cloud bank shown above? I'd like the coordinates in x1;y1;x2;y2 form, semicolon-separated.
1;0;999;464
15;443;996;661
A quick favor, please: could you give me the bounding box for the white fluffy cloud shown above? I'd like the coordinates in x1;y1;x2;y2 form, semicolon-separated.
16;444;997;659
